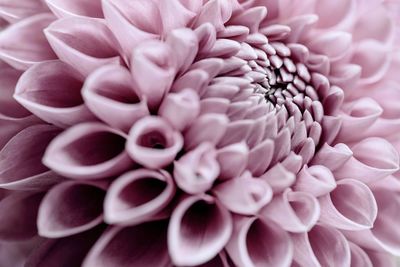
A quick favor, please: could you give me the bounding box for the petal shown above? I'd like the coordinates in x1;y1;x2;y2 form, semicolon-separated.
83;221;171;267
307;31;352;62
226;216;293;267
0;14;56;70
216;142;249;180
104;169;175;225
333;138;399;183
82;65;149;132
213;171;272;215
0;0;48;22
168;195;232;266
349;242;373;267
318;179;378;230
314;0;354;28
247;139;274;176
218;119;253;147
45;0;103;18
44;123;132;179
174;143;219;194
0;192;44;240
259;163;295;193
126;116;183;169
44;17;121;77
261;189;320;233
37;181;106;238
0;125;63;190
159;0;196;34
365;250;396;267
14;60;95;128
311;142;353;172
293;165;336;197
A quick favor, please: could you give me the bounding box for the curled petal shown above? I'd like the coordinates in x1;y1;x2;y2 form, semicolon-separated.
259;163;295;193
159;89;200;131
84;221;170;267
38;181;105;238
349;242;373;267
0;0;48;22
127;116;183;169
104;169;175;225
0;13;56;70
308;31;352;62
329;64;361;92
226;216;293;267
318;179;378;230
45;0;103;18
291;225;351;267
217;142;249;180
82;65;149;132
261;189;320;233
174;143;219;194
0;192;44;240
294;165;336;197
15;60;95;128
193;0;230;31
168;195;232;266
45;17;121;77
312;143;352;172
196;252;231;267
0;125;62;190
213;171;272;215
333;138;399;183
44;123;132;179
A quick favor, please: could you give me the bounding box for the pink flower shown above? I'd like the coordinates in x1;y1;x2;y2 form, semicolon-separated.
1;0;400;266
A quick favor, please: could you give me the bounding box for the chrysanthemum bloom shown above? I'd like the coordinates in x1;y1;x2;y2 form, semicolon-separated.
0;0;400;266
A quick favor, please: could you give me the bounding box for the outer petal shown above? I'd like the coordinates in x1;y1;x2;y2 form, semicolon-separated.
0;0;48;22
104;169;175;225
349;242;373;267
126;116;183;169
293;165;336;197
83;221;171;267
168;195;232;266
82;65;149;132
14;60;95;128
45;0;103;18
311;142;353;171
0;13;56;70
226;216;293;267
43;123;132;179
216;142;249;180
37;181;106;238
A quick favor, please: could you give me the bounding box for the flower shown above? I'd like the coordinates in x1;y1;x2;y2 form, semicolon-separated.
0;0;400;266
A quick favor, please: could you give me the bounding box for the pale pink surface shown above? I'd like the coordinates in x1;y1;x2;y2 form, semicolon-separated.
0;0;400;266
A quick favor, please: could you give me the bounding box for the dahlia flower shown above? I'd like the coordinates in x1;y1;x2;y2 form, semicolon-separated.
0;0;400;266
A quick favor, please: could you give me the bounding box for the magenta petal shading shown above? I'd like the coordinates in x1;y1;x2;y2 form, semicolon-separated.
37;181;105;238
44;17;121;77
366;250;396;267
83;221;171;267
0;13;56;70
0;125;63;190
14;60;96;128
0;0;48;22
349;242;373;267
127;116;183;169
261;189;320;233
26;225;105;267
216;142;249;180
45;0;103;18
293;165;336;197
333;138;399;183
104;169;175;225
174;143;219;194
168;195;232;266
311;142;352;171
196;251;231;267
82;65;149;132
0;192;44;240
213;171;272;215
318;178;378;230
43;123;132;179
291;224;351;267
226;216;293;267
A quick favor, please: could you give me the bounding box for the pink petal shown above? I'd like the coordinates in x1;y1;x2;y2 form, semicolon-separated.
196;252;231;267
174;143;219;194
168;195;232;266
0;125;63;190
0;192;44;240
43;123;132;179
44;17;121;77
82;65;149;132
14;60;96;128
365;250;396;267
314;0;355;28
126;116;183;169
259;163;295;193
307;31;352;62
261;189;320;233
37;181;106;238
83;222;171;267
0;0;48;22
159;0;196;34
214;171;272;215
229;6;267;33
0;13;56;70
217;142;249;180
104;169;175;225
294;165;336;197
311;142;353;172
247;139;274;176
318;179;378;230
226;216;293;267
333;138;399;184
166;28;198;73
45;0;103;18
349;242;373;267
